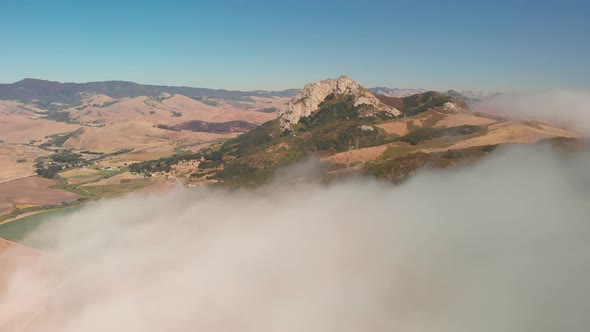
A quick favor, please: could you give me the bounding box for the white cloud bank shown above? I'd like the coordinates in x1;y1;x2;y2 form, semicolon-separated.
2;145;590;331
477;89;590;133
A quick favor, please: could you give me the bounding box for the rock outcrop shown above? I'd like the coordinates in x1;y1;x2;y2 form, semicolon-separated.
278;75;400;129
443;101;463;113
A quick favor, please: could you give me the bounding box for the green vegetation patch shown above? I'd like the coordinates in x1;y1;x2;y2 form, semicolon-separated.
48;150;84;163
40;128;84;148
156;124;181;131
98;100;118;108
197;95;401;186
365;153;454;183
366;144;498;183
42;111;73;122
399;125;481;145
129;152;202;176
400;91;457;116
298;94;360;129
256;107;277;113
34;151;85;178
81;181;155;198
192;96;221;107
219;119;284;158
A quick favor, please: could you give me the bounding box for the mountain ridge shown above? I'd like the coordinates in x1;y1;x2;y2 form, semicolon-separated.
370;87;496;102
166;75;582;188
1;78;493;107
0;78;299;104
181;76;482;186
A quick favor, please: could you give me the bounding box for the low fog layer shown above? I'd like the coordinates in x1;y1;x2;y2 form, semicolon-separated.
477;89;590;132
3;146;590;331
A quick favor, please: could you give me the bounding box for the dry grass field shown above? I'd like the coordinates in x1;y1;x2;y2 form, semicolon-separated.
323;110;583;178
0;177;81;216
375;121;409;136
423;120;581;152
433;112;497;127
0;144;49;183
322;144;391;167
0;94;247;218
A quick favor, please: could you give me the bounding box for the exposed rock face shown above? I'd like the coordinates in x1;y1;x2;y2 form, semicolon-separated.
443;101;463;113
278;75;400;129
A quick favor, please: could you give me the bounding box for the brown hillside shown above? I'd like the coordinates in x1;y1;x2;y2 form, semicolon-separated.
375;94;403;109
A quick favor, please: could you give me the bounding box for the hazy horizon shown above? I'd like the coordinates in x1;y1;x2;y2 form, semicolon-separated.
4;77;590;97
1;0;588;92
0;76;452;92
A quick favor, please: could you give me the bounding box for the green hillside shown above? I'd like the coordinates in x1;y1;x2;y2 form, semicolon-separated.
195;91;471;186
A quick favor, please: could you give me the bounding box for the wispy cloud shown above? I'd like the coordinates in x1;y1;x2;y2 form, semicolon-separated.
477;89;590;133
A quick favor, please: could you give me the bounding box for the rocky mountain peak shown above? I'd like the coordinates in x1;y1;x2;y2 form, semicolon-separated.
278;76;400;129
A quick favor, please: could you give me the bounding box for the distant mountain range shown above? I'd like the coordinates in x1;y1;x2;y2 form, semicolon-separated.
368;87;427;98
370;87;495;102
0;79;495;107
0;78;299;104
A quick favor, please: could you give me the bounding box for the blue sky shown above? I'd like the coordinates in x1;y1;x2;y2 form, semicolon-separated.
1;0;588;91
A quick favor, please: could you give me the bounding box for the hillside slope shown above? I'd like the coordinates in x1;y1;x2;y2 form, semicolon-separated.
188;77;580;187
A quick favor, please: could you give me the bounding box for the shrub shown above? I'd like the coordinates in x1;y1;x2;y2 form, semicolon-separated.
49;150;83;163
399;127;444;145
156;124;180;131
35;164;63;178
198;160;222;169
128;152;202;175
400;125;481;145
401;91;451;116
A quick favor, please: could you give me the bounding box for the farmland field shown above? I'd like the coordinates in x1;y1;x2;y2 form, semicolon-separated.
0;177;81;216
81;180;158;198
